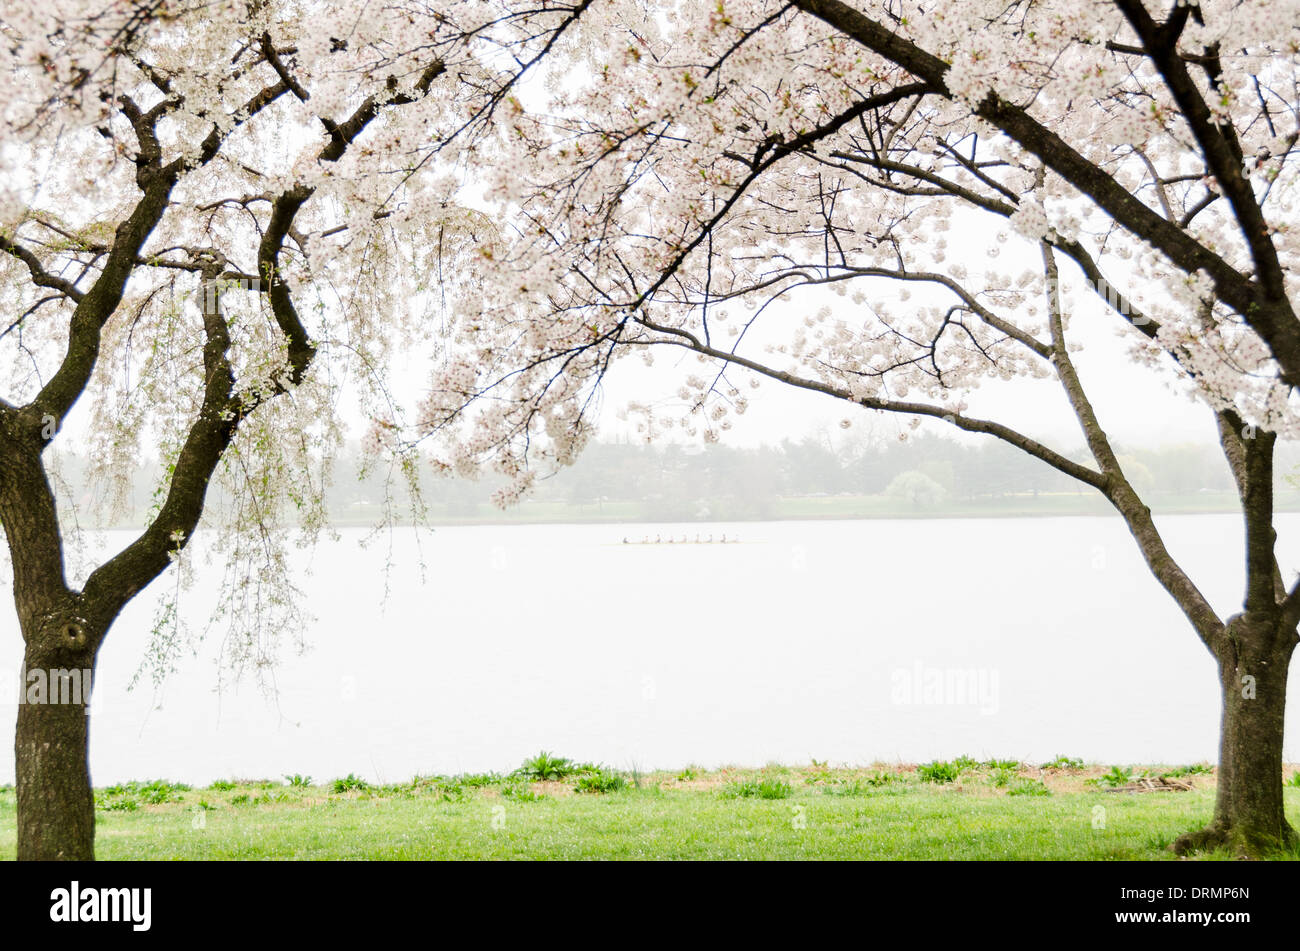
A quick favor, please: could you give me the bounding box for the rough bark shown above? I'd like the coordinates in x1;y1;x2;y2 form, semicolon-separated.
15;627;99;861
1175;613;1297;857
0;410;102;859
1168;426;1300;857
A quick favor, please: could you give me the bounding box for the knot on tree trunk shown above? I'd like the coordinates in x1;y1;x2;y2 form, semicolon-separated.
28;611;97;670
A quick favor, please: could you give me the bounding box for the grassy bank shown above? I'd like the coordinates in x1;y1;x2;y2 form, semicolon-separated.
4;758;1299;860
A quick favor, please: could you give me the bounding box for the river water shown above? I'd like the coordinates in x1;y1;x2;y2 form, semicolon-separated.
2;514;1297;785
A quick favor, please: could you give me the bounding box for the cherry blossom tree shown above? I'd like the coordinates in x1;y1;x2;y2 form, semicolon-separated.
8;0;1300;863
0;0;592;860
419;0;1300;857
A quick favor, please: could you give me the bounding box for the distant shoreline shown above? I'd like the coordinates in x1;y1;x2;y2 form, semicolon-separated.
80;490;1300;531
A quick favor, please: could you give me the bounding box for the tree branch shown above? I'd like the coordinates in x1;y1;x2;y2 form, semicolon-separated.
1112;0;1287;307
0;235;86;303
631;313;1107;489
1041;241;1224;650
789;0;1300;386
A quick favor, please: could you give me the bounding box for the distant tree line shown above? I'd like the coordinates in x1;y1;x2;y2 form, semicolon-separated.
372;434;1266;521
49;433;1291;527
512;435;1245;516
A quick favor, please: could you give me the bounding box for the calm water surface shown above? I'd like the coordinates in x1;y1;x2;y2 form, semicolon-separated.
2;514;1298;784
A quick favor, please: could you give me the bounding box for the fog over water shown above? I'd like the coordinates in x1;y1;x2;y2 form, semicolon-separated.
3;514;1298;785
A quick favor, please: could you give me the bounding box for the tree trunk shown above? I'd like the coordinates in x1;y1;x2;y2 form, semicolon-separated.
1175;615;1297;858
14;631;98;861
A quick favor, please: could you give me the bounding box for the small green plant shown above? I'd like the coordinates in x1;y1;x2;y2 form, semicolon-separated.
575;770;626;794
1042;754;1084;770
1146;832;1177;853
230;793;251;806
154;780;189;802
456;772;503;787
500;783;545;802
137;780;190;803
1164;764;1213;778
97;779;188;809
1007;778;1052;797
951;755;979;772
918;760;962;784
720;778;792;800
824;778;869;796
1287;771;1300;788
435;782;469;803
284;774;312;787
865;770;901;787
515;751;574;782
208;779;236;791
676;767;698;782
410;777;469;802
195;800;218;811
331;773;371;793
95;794;139;812
988;767;1016;788
985;759;1020;771
377;780;415;798
1096;765;1134;788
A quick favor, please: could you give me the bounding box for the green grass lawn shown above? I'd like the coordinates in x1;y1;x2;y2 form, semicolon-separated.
4;760;1299;860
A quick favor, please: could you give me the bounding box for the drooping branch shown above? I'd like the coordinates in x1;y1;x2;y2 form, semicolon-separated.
630;313;1107;489
797;265;1053;359
1041;242;1224;650
811;140;1179;356
70;49;455;627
